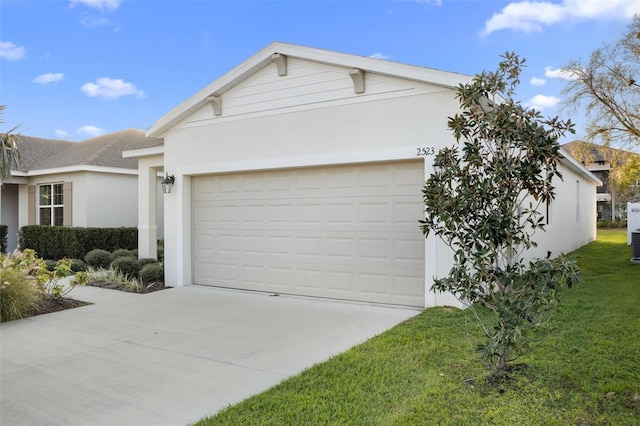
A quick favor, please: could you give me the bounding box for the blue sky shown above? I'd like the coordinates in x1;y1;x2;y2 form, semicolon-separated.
1;0;639;144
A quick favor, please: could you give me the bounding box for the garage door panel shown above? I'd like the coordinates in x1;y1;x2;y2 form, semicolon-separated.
193;160;425;307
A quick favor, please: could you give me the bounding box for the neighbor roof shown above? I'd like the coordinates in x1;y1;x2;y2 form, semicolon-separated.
14;129;164;172
562;140;640;165
146;41;473;138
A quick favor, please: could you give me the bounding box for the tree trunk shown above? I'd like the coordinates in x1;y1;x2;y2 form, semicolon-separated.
496;345;509;371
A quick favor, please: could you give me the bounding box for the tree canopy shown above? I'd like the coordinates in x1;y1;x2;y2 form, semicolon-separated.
421;52;581;374
564;140;640;206
0;105;22;182
562;15;640;150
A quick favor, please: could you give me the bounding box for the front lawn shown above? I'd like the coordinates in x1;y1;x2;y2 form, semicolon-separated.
196;229;639;425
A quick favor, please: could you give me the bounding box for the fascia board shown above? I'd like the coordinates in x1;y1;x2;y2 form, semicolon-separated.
19;166;138;177
146;41;473;138
123;145;165;159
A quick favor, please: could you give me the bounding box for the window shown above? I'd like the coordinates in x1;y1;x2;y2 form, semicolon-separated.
39;183;64;226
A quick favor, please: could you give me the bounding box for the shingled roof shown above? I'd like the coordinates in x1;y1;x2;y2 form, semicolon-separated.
13;129;163;172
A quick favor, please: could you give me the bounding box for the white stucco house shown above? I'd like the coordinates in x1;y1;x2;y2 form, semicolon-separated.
0;129;164;252
128;42;600;309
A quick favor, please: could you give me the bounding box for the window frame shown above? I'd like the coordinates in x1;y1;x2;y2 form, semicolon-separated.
37;182;65;226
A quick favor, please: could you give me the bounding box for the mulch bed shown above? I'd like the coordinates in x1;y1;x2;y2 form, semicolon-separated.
86;281;168;293
10;297;93;322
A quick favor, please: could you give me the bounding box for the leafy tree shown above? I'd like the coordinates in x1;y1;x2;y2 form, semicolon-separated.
562;15;640;150
564;141;640;213
0;105;22;182
420;52;581;374
616;154;640;202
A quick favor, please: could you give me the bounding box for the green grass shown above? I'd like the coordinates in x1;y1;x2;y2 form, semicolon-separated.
195;230;639;425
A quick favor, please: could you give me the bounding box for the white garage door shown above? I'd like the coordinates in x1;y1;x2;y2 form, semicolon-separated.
192;160;425;307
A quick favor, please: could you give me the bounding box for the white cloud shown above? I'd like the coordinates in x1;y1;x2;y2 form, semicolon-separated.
545;65;580;80
69;0;122;11
482;0;640;36
81;77;144;100
33;73;64;84
370;52;390;60
526;94;561;110
80;15;112;27
54;129;69;140
0;41;26;61
77;125;106;137
530;77;547;86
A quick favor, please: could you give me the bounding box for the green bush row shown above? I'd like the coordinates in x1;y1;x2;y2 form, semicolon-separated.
0;225;7;253
597;219;628;229
84;248;164;284
19;226;137;260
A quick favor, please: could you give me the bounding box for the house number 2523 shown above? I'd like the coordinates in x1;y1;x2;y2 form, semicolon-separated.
416;147;435;156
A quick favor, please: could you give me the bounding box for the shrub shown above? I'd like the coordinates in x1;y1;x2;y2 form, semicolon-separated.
44;257;87;300
0;254;43;322
139;263;163;284
45;259;57;272
70;258;88;272
0;250;87;321
420;52;581;374
157;248;164;263
110;257;139;278
137;258;159;270
597;219;627;229
112;249;135;260
131;249;138;258
85;249;113;269
86;267;140;292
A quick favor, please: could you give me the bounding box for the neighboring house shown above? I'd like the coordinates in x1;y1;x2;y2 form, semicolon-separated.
127;42;600;309
563;140;640;220
0;129;164;252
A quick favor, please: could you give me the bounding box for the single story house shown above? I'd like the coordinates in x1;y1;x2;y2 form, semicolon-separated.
128;42;600;309
0;129;164;252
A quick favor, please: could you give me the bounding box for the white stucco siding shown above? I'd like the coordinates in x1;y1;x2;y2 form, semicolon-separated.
164;91;458;170
85;173;138;228
24;172;87;227
533;162;598;258
22;171;139;229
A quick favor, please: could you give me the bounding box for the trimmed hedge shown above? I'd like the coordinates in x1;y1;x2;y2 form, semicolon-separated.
0;224;7;253
19;226;137;260
597;219;628;229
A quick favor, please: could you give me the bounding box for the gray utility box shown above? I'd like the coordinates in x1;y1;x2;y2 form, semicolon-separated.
633;229;640;263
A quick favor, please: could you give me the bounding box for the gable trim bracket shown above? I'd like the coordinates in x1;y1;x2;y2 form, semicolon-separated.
207;95;222;116
271;53;287;76
349;68;365;94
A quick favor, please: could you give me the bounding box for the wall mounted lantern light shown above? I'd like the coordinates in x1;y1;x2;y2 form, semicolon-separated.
161;173;175;194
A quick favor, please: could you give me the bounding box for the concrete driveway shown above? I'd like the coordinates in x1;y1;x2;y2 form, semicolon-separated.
0;284;418;425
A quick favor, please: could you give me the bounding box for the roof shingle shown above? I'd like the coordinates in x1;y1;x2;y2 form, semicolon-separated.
12;129;163;172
